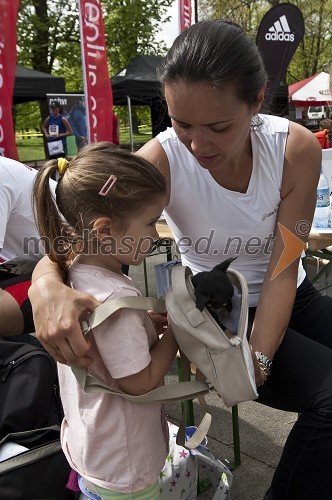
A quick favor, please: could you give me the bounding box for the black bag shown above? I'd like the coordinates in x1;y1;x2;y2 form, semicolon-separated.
0;426;74;500
0;339;63;439
0;340;75;499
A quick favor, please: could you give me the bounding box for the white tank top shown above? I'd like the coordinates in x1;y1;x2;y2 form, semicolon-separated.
157;114;306;307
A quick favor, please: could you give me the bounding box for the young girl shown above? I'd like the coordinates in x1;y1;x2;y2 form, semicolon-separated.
33;142;178;499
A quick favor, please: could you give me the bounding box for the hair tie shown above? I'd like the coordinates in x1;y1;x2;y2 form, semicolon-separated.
57;157;69;176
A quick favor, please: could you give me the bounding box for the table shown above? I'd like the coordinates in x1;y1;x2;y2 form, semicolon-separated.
307;229;332;251
305;230;332;289
156;220;173;240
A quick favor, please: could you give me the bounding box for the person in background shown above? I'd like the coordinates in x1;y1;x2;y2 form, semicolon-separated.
319;118;332;145
0;156;56;336
32;143;177;499
29;19;332;499
42;100;73;159
67;99;88;151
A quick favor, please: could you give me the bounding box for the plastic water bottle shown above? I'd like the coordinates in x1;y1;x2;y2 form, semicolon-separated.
313;170;330;228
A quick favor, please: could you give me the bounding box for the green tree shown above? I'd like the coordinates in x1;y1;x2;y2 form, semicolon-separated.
16;0;172;133
102;0;173;132
197;0;332;84
287;0;332;81
102;0;172;75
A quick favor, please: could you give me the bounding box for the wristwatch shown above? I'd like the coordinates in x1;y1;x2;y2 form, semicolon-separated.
254;351;273;377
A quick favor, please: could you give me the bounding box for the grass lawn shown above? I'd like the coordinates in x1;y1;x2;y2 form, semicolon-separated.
16;137;46;163
16;126;152;163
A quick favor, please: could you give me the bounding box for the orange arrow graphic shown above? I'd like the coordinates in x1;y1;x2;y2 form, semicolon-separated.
271;223;306;280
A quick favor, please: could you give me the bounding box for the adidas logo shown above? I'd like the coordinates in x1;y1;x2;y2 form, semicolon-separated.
265;15;295;42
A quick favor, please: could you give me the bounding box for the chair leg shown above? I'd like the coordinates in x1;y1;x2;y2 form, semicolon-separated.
228;404;241;469
143;259;149;296
177;356;195;425
176;357;241;469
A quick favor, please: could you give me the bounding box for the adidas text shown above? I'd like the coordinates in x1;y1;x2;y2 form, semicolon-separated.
265;32;294;42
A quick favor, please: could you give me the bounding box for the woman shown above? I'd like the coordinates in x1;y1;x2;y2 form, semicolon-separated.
29;20;332;499
41;100;73;159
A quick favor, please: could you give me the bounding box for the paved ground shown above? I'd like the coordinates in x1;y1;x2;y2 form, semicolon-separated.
128;252;298;500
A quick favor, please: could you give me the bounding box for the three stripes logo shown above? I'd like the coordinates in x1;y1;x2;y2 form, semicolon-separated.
265;15;295;42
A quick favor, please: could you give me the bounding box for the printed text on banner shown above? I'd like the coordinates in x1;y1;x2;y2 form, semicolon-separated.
78;0;114;143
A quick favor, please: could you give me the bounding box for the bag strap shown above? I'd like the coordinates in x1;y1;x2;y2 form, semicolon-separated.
72;294;211;448
0;425;61;447
72;365;209;404
76;294;207;404
81;295;167;334
175;353;212;449
170;265;249;339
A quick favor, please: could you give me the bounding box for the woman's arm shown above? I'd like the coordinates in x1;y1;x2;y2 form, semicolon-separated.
249;122;321;382
29;256;99;367
135;138;171;203
41;117;50;139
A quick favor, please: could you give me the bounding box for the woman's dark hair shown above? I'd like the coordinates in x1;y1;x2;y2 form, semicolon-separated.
158;19;267;108
33;142;166;271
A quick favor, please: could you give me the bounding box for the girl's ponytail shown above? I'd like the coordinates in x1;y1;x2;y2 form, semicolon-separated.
33;158;69;272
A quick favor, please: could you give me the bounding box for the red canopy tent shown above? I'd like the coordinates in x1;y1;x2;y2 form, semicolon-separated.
289;72;331;106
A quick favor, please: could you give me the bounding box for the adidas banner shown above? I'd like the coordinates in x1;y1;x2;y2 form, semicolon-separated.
256;4;304;102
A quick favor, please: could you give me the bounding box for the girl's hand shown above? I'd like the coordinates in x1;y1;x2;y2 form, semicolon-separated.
148;310;167;336
28;276;100;367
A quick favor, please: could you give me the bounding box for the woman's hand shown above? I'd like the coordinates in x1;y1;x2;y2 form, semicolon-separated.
28;274;100;367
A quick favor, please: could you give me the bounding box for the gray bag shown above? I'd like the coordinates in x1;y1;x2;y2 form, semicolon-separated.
165;265;258;407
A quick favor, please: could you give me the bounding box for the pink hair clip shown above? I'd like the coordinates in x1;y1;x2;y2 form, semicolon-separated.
99;175;117;196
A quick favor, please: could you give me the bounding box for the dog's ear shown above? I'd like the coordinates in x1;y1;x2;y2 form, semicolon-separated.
217;257;237;271
195;292;210;311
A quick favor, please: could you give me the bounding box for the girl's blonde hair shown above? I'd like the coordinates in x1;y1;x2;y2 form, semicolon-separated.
33;142;166;271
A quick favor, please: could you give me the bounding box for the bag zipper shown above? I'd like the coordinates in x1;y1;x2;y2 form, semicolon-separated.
1;349;52;382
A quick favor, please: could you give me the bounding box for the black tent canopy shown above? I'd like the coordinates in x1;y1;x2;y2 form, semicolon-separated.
111;54;164;105
14;65;66;104
111;55;171;142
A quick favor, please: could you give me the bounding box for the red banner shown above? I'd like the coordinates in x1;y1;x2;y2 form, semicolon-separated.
78;0;113;143
179;0;192;32
0;0;20;159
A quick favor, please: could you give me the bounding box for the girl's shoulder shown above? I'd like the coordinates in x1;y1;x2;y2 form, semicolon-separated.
69;262;141;303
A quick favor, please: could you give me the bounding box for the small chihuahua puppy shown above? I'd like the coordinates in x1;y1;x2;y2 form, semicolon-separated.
191;258;236;333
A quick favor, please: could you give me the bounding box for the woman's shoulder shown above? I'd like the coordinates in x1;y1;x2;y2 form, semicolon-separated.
257;114;289;134
136;135;171;183
156;126;178;143
286;121;322;164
